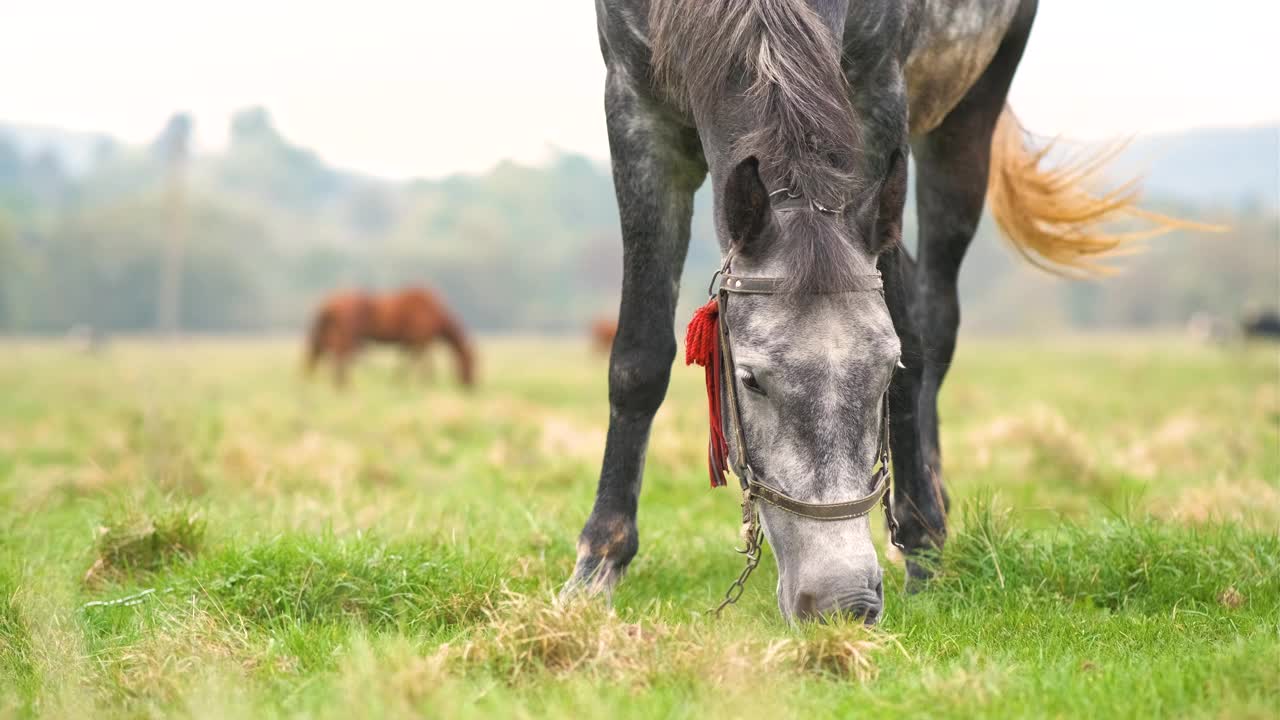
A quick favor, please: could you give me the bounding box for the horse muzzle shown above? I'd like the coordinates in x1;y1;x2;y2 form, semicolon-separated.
787;567;885;624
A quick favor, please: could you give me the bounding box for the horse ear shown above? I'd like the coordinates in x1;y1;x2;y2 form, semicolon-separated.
874;148;908;251
723;156;772;252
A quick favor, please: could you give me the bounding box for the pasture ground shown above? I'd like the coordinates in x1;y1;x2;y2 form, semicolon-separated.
1;337;1277;718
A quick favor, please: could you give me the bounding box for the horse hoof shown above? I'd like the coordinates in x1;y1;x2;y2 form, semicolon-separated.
904;558;936;594
560;518;637;602
560;552;627;602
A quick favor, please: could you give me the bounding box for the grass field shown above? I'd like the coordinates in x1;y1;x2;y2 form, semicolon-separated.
1;336;1277;718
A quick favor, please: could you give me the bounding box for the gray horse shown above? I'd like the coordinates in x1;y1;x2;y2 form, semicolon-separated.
567;0;1189;622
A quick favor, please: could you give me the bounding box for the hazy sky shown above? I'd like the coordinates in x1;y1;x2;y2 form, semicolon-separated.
2;0;1276;178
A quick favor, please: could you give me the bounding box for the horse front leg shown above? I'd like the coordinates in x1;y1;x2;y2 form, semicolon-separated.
880;244;945;585
564;75;705;597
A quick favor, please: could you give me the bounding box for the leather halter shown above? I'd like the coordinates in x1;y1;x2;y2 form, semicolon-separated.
712;259;904;546
768;187;847;215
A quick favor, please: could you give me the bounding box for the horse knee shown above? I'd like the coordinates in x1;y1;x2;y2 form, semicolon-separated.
608;340;675;416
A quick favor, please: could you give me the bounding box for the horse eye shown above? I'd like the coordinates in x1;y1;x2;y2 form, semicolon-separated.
739;368;766;396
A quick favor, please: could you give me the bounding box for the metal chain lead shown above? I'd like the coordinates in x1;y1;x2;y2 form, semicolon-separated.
711;495;764;615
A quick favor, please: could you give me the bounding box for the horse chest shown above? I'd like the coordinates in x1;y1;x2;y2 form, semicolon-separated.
901;0;1021;136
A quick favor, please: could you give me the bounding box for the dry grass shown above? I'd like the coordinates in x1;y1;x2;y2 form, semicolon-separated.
751;623;886;683
919;653;1007;706
968;405;1096;482
451;592;672;683
537;416;606;464
1156;476;1280;529
1117;413;1208;479
1218;587;1246;610
94;606;290;708
325;636;453;718
218;430;363;493
83;508;205;586
450;592;889;686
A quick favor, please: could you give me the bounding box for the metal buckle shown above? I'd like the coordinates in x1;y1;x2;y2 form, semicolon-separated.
706;269;722;299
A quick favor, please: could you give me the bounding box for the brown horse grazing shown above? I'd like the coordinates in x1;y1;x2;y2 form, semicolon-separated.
589;318;618;353
305;287;476;388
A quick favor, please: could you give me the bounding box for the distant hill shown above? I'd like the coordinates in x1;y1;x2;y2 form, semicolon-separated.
0;111;1274;334
0;122;114;176
4;118;1277;208
1108;124;1279;210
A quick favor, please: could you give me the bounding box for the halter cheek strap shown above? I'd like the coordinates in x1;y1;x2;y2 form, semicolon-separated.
710;262;902;545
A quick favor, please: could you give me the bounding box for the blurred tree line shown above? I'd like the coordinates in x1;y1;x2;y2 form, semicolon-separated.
0;108;1274;335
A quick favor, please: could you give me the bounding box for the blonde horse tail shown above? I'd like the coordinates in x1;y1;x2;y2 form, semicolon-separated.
986;105;1224;277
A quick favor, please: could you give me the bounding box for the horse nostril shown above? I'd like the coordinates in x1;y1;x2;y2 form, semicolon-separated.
833;588;883;625
848;600;881;625
858;603;881;625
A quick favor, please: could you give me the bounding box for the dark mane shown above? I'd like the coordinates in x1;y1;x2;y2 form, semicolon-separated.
650;0;871;292
650;0;862;204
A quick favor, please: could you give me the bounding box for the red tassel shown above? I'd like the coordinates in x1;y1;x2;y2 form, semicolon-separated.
686;299;729;488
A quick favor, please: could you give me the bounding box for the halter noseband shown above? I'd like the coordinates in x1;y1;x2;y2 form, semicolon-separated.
698;251;905;613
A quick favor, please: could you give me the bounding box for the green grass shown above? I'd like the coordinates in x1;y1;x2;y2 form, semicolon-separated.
0;336;1276;718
